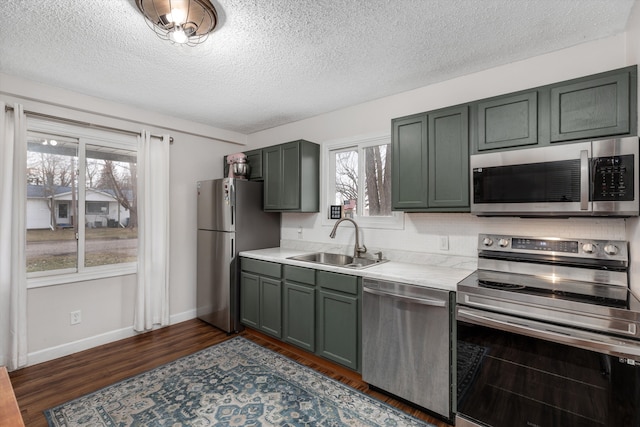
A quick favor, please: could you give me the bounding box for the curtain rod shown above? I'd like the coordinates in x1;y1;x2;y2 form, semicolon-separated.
5;105;174;144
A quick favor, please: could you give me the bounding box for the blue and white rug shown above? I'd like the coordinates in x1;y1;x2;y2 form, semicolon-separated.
45;336;435;426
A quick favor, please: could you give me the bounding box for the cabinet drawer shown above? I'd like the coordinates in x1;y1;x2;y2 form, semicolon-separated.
284;265;315;285
241;258;281;278
317;271;358;294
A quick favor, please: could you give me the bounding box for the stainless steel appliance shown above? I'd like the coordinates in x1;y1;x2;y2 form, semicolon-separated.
362;278;454;422
471;136;639;216
456;234;640;427
196;178;280;333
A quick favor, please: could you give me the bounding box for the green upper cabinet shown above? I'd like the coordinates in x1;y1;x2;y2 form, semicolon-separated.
223;148;263;180
428;106;469;209
391;113;428;210
263;140;320;212
470;65;637;153
550;71;631;142
392;106;469;212
476;91;538;151
245;149;263;180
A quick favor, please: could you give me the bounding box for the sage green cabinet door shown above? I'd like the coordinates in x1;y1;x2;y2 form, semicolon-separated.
317;289;358;370
391;114;429;209
283;281;315;352
263;145;283;210
263;140;320;212
259;277;282;338
477;91;538;151
280;141;301;210
550;72;630;142
246;149;263;180
240;272;260;328
428;106;469;208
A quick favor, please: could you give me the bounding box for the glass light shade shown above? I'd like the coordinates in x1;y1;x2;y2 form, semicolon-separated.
136;0;218;46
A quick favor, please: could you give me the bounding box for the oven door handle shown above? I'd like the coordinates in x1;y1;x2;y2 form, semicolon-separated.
363;287;447;307
457;307;640;359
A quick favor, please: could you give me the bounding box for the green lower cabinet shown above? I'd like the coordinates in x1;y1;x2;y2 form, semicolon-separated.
283;282;315;351
317;289;359;370
240;272;260;328
240;259;282;338
316;271;360;371
259;277;282;338
241;258;361;371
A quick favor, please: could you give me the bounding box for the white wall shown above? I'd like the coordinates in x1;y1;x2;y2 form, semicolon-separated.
1;74;248;365
248;34;632;274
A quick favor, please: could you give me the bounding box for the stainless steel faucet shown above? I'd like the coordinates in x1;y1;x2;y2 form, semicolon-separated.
329;218;367;259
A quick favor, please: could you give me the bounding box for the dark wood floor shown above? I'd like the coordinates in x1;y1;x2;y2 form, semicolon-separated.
9;319;452;427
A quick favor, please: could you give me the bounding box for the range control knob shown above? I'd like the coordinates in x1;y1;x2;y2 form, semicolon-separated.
498;238;510;248
604;244;619;255
582;243;596;254
482;237;494;247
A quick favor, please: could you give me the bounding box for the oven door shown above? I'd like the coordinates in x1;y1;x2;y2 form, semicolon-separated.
471;141;591;216
456;307;640;427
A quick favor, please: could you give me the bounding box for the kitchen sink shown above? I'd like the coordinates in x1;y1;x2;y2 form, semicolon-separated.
287;252;388;269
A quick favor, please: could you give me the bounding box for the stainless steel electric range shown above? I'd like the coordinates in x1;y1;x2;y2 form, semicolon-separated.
456;234;640;427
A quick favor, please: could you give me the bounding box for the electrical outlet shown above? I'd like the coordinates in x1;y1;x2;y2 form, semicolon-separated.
439;235;449;251
297;226;303;239
70;310;81;325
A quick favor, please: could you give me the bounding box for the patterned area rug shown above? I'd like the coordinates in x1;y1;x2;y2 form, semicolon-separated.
45;336;435;426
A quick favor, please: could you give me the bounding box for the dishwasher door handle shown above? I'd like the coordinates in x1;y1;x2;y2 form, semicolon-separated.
363;286;446;307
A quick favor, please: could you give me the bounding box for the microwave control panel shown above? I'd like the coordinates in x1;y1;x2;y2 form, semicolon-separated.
592;154;634;201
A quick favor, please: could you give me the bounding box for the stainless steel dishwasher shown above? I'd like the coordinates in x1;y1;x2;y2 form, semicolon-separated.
362;278;453;422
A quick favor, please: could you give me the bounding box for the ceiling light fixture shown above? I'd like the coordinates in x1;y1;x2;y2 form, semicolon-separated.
135;0;218;46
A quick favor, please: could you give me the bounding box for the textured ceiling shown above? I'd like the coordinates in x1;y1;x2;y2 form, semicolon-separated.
0;0;636;134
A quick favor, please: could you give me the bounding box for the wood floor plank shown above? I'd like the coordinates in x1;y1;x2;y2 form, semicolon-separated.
8;319;452;427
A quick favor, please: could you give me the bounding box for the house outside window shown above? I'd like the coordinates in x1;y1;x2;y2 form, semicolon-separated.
324;133;404;229
26;119;138;284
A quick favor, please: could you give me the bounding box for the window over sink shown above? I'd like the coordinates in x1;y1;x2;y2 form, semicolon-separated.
323;133;404;229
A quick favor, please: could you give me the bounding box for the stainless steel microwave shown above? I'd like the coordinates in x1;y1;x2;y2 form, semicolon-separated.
471;137;639;216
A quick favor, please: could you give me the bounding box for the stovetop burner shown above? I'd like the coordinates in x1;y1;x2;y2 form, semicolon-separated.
478;278;628;309
478;281;525;291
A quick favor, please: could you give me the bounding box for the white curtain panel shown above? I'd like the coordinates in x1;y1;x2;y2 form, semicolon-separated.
0;103;28;370
134;131;171;332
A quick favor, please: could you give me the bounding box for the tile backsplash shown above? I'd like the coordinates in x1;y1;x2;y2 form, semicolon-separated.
281;212;628;259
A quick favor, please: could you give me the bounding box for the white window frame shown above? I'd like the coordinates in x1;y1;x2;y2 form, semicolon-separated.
25;118;138;288
322;132;404;230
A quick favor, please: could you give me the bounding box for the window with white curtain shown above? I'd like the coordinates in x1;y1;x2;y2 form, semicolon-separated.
324;133;404;229
25;118;138;286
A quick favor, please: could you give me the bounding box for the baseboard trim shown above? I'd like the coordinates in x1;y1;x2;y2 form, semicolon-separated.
26;309;198;367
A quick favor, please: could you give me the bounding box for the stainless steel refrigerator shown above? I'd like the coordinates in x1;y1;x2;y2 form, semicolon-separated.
196;178;280;333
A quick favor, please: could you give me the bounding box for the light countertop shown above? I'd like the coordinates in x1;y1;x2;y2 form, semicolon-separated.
239;247;475;292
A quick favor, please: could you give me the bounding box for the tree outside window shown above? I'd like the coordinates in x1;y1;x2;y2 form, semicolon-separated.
332;142;391;218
